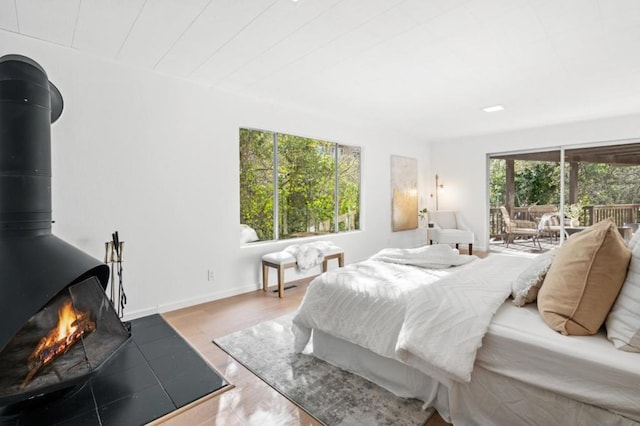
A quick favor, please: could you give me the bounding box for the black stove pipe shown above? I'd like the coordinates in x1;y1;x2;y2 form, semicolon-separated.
0;54;62;231
0;55;108;352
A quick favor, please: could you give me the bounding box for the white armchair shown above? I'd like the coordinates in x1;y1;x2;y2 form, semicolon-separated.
428;211;475;255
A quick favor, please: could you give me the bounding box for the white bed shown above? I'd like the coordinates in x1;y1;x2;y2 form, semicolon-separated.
293;252;475;359
292;248;640;425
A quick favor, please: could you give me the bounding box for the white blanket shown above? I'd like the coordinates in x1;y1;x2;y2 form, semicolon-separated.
395;254;530;386
292;258;474;357
370;245;477;269
284;241;339;272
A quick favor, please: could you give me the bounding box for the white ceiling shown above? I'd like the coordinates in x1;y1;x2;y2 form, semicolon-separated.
2;0;640;140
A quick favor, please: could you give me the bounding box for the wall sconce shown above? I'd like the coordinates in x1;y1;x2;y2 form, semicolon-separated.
430;174;445;210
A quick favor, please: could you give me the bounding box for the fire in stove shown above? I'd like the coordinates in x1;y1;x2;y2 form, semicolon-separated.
23;300;96;388
0;278;130;406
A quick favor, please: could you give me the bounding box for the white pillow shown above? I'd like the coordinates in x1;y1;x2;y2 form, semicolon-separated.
511;250;555;307
606;242;640;351
240;224;259;244
628;227;640;250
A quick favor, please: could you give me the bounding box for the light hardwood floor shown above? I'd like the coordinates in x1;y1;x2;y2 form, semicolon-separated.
159;278;452;426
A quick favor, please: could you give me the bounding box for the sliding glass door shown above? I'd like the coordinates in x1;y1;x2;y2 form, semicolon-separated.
489;142;640;250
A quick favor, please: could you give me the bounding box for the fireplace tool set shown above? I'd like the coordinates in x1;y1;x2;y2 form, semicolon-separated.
105;231;127;319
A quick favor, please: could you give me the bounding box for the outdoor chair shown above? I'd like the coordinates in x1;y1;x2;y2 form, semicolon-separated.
500;206;541;249
527;204;559;223
428;211;474;255
528;205;562;241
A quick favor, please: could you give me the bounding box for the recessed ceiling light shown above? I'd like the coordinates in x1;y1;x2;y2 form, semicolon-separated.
483;105;504;113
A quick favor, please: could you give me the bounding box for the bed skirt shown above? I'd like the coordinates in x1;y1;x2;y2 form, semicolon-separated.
312;330;450;420
311;330;637;426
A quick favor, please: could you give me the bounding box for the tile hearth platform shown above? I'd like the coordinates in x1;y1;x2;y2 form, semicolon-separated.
0;314;228;425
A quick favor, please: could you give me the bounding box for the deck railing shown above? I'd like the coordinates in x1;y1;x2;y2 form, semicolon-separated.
583;204;640;226
489;204;640;238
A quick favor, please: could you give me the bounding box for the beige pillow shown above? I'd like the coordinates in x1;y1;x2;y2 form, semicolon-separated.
538;219;631;336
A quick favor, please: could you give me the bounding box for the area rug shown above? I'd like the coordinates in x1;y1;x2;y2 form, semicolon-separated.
213;314;433;426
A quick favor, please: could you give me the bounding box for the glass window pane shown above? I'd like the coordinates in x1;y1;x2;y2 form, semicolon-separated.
488;152;562;241
277;134;335;239
565;143;640;226
338;145;360;232
239;129;274;241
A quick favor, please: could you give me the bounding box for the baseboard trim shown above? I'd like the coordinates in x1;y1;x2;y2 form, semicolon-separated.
122;282;261;321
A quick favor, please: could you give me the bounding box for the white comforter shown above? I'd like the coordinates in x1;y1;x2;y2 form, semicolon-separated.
395;254;530;386
293;251;532;387
292;249;477;358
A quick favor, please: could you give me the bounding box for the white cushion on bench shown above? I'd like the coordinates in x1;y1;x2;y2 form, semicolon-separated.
262;251;296;265
263;245;343;265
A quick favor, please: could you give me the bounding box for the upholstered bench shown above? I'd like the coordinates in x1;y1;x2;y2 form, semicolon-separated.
262;247;344;298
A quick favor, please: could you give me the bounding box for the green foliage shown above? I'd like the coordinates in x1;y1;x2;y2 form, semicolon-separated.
514;161;560;206
489;159;560;207
277;135;335;237
490;157;640;209
578;163;640;205
564;202;583;220
489;159;506;207
338;146;361;231
239;129;274;240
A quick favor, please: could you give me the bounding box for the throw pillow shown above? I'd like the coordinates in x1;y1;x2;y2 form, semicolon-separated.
606;242;640;351
628;227;640;250
511;250;555;307
538;219;631;336
240;224;259;244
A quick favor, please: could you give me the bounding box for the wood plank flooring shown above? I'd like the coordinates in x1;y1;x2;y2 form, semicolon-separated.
159;278;451;426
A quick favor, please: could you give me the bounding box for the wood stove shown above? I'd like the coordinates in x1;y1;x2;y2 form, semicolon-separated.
0;54;131;407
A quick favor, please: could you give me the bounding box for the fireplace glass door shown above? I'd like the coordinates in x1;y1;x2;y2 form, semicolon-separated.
0;277;130;405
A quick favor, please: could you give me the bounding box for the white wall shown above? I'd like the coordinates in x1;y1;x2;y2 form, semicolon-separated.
1;31;431;319
430;115;640;251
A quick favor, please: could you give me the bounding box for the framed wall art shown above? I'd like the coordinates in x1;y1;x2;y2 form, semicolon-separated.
390;155;418;231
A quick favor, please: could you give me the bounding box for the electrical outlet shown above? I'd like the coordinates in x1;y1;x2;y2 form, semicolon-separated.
207;269;215;281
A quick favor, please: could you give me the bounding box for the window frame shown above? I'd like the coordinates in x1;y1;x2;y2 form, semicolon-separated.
240;127;361;243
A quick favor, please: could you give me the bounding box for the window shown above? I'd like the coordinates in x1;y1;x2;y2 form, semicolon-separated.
240;128;360;242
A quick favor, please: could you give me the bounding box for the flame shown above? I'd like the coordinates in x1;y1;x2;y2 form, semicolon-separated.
55;301;80;341
36;301;87;353
23;299;96;387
